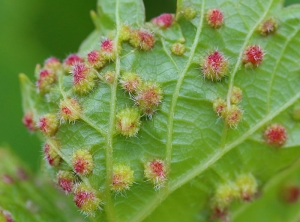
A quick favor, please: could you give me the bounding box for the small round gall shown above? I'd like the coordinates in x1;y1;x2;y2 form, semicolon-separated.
201;51;228;81
171;43;186;56
103;70;116;84
213;98;227;116
230;86;243;104
87;50;106;69
235;174;258;202
258;17;278;36
57;170;75;194
111;164;134;193
71;63;96;94
44;57;61;70
100;39;117;61
119;25;132;42
63;54;84;73
152;13;174;28
116;108;141;137
212;183;239;211
43;140;61;167
129;29;155;51
73;183;101;216
72;149;94;176
38;113;59;137
242;45;264;68
120;72;142;93
222;105;243;128
22;111;37;132
144;159;167;189
206;9;224;29
281;184;300;204
59;98;82;123
181;6;197;20
36;69;56;94
134;82;163;117
264;123;287;147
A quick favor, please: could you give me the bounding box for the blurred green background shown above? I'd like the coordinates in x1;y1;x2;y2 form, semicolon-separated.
0;0;298;171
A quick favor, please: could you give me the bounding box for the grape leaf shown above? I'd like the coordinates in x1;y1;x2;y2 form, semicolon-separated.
20;0;300;221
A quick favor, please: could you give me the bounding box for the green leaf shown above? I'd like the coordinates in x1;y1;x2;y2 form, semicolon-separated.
97;0;145;34
20;0;300;221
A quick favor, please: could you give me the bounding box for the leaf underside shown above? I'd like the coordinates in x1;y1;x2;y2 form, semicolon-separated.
20;0;300;221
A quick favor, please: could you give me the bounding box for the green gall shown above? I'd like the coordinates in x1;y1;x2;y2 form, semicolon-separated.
59;98;82;123
120;72;142;93
72;149;94;176
116;108;141;137
135;82;163;117
258;17;278;36
171;43;186;56
230;86;243;104
111;164;134;193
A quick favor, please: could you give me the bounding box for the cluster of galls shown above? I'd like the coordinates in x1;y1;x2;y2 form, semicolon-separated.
213;86;243;128
200;7;267;80
21;20;166;215
201;9;278;131
21;6;281;218
55;157;167;215
210;174;258;221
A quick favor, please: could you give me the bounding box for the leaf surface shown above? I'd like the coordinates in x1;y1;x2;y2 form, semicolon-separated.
20;0;300;221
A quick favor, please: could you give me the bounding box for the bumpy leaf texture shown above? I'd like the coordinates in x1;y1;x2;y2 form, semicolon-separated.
20;0;300;221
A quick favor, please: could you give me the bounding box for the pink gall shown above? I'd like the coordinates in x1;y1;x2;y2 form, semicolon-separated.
206;9;224;29
43;140;61;167
101;39;117;61
63;54;84;73
201;51;228;81
129;29;155;51
71;63;96;94
44;57;61;70
264;123;287;147
73;183;101;216
144;159;167;189
242;45;264;68
38;113;59;137
36;69;56;94
72;149;94;176
22;111;37;132
57;170;75;194
87;50;106;69
152;13;174;28
134;82;163;117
